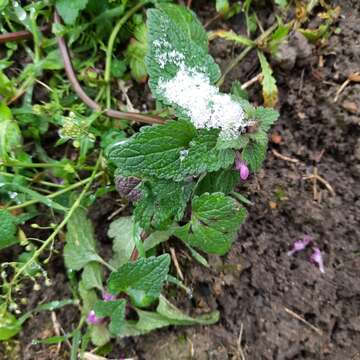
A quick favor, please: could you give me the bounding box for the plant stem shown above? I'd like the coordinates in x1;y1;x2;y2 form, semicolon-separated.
216;22;279;87
104;1;147;108
0;172;66;188
7;156;102;298
1;160;95;171
6;172;103;211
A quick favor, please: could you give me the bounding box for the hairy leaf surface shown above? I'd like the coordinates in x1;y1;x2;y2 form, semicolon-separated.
175;193;247;255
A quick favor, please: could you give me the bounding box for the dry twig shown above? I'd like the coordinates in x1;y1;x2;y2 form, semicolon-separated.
170;247;184;281
334;71;360;102
284;307;323;336
271;149;299;163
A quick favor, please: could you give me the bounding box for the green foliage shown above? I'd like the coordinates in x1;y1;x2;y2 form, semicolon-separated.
94;299;126;335
55;0;89;25
118;296;219;337
134;179;193;230
0;210;18;250
146;4;220;102
82;262;103;291
107;255;170;307
107;216;136;268
258;51;278;107
110;120;234;181
64;208;103;270
125;23;148;82
0;102;22;160
175;193;247;255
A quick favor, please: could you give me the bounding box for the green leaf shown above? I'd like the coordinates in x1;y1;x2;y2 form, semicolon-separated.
125;23;148;83
242;140;267;171
268;23;290;54
134;179;193;230
107;255;170;307
254;106;279;133
82;262;103;291
216;0;230;16
55;0;89;25
196;169;239;195
110;120;234;181
156;4;209;51
0;210;18;250
117;296;219;337
146;5;220;101
0;305;22;341
258;51;278;107
71;329;81;360
94;299;126;335
90;324;111;347
64;208;103;271
0;102;22;160
79;280;98;316
209;30;254;47
175;193;247;255
0;72;16;100
274;0;288;8
144;228;174;252
109;120;196;180
108;216;136;268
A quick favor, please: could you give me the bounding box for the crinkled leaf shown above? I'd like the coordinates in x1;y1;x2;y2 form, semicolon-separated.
116;296;219;337
175;193;246;255
242;140;267;171
108;216;136;268
107;255;170;307
146;5;220;102
94;299;126;335
55;0;88;25
82;262;103;291
258;51;278;107
134;178;193;230
254;106;279;132
0;210;18;250
64;208;103;271
109;120;196;180
110;120;234;181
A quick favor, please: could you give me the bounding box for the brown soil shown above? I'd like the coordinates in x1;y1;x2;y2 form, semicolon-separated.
1;0;360;359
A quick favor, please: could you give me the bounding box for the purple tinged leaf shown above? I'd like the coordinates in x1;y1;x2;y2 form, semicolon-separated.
86;310;104;326
287;236;312;256
115;176;141;202
310;248;325;273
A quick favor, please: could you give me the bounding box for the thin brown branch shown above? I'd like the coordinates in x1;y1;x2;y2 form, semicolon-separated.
271;149;299;163
53;11;164;125
0;25;50;44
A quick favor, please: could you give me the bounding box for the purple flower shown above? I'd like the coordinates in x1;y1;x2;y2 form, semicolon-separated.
102;291;116;302
235;159;249;180
86;310;104;326
310;248;325;273
287;236;312;256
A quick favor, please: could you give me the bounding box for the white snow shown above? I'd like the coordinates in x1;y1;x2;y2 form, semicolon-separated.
158;65;249;139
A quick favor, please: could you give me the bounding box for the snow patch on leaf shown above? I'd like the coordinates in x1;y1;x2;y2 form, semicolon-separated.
158;65;251;139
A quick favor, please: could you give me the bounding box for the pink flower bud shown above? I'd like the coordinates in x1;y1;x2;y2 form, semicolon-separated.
102;291;116;302
287;236;312;256
235;159;249;180
310;248;325;273
86;310;104;326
